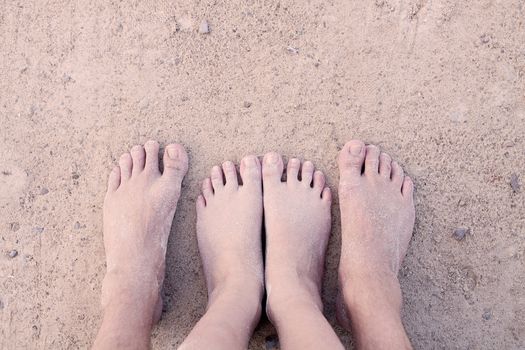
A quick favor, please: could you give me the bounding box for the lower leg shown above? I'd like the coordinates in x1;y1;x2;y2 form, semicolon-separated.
337;140;415;350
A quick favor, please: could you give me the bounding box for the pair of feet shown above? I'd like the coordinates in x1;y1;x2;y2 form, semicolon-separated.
94;140;415;350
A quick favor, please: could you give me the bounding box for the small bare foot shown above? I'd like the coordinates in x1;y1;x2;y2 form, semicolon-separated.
101;141;188;325
337;140;415;349
263;153;332;314
262;153;342;349
180;156;264;349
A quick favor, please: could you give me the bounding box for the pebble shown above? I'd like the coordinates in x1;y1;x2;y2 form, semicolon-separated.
72;172;80;180
9;222;20;231
40;187;49;195
482;309;492;320
265;334;279;349
503;140;515;148
8;250;18;258
243;101;252;108
510;173;520;193
199;20;210;34
453;227;470;241
33;227;44;234
286;46;299;54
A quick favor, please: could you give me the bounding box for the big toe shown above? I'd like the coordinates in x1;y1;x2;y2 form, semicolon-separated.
262;152;284;188
161;143;189;188
338;140;366;181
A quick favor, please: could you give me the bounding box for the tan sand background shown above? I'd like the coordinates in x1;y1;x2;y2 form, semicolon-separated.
1;0;524;348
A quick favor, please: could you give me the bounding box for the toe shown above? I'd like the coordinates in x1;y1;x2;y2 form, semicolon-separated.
130;145;145;175
202;178;213;201
119;153;132;181
286;158;301;183
144;140;160;173
222;161;239;190
402;176;414;198
196;194;206;210
364;145;380;175
107;166;121;192
210;165;224;191
313;170;325;193
262;152;284;186
391;161;404;187
301;161;314;186
321;187;332;203
379;152;392;179
162;143;189;182
338;140;366;180
240;155;262;187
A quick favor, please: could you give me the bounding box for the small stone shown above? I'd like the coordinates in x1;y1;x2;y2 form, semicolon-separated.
74;222;82;230
286;46;299;54
482;309;492;320
9;222;20;231
503;140;515;148
199;20;210;34
72;173;80;180
457;199;467;207
510;173;520;193
40;187;49;195
265;334;279;349
8;250;18;258
453;227;470;241
33;227;44;234
480;34;490;44
243;101;252;108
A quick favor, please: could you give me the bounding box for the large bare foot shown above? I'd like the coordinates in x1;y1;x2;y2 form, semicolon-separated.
337;140;415;350
179;156;264;350
94;141;188;350
263;153;343;350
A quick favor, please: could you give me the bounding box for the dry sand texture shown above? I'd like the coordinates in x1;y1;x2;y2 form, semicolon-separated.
1;0;524;349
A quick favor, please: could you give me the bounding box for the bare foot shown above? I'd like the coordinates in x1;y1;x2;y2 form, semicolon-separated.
262;153;342;349
337;140;415;349
94;141;188;349
180;156;264;349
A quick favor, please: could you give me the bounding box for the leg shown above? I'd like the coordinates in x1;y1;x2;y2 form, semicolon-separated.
93;141;188;350
179;156;264;349
262;153;344;350
337;140;415;350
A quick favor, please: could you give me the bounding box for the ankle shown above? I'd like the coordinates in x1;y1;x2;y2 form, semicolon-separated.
266;273;323;323
339;270;403;317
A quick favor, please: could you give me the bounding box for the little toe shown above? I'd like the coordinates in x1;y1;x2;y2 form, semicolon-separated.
301;161;314;186
222;161;239;190
391;161;405;187
196;194;206;210
379;152;392;179
262;152;284;187
210;165;225;191
202;178;214;201
240;155;262;188
119;153;133;181
313;170;326;194
162;143;189;182
321;187;332;204
364;145;380;175
338;140;366;180
107;166;121;192
144;140;160;174
402;176;414;199
286;158;301;183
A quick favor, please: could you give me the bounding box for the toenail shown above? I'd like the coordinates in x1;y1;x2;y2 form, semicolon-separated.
167;147;178;159
266;153;279;164
349;144;362;156
244;156;257;167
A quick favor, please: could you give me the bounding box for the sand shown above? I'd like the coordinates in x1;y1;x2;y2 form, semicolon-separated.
1;0;524;348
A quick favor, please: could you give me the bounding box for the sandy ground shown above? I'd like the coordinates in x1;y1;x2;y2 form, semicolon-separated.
1;0;524;349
